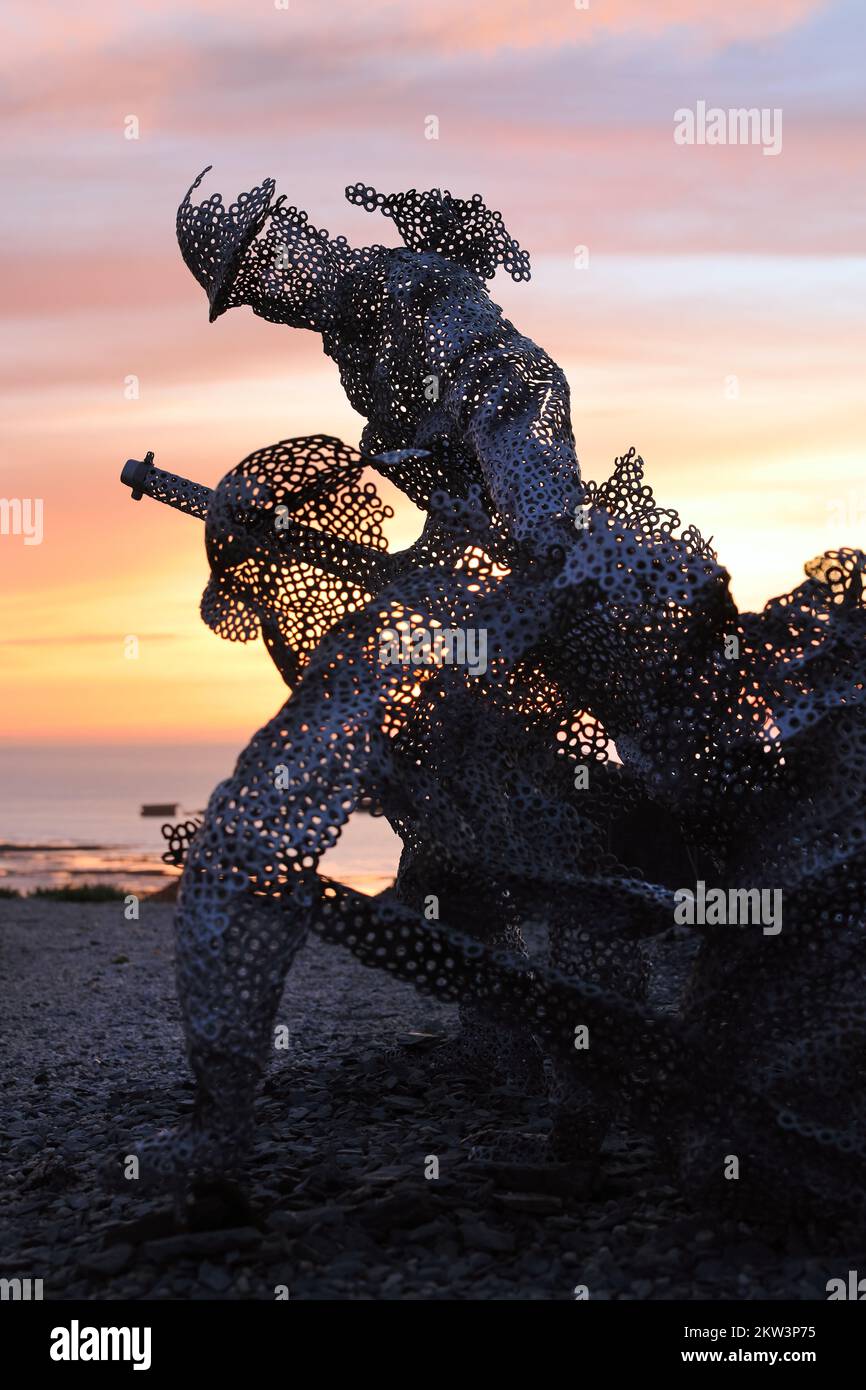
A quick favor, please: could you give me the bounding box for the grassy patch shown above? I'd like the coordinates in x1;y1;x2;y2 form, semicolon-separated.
30;884;130;902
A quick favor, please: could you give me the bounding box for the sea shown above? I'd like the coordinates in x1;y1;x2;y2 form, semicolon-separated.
0;743;400;896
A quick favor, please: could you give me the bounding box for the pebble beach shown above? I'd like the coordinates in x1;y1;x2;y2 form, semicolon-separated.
1;899;860;1301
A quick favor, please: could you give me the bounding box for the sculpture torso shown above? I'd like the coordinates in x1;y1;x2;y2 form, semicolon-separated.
321;247;579;533
176;172;581;537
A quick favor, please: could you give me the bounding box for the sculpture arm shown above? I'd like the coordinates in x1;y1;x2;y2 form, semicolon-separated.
424;308;582;548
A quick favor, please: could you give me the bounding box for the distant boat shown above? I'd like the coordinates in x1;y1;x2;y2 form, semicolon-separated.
140;803;178;818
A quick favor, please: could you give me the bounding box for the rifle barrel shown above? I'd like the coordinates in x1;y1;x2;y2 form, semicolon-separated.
120;452;394;589
120;454;212;520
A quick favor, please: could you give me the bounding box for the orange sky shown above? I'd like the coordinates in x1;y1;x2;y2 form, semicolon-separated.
1;0;864;744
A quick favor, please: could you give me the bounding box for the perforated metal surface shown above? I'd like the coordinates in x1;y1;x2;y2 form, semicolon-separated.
127;171;866;1213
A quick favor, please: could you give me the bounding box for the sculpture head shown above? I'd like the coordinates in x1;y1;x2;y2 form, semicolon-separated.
177;166;351;331
176;166;277;323
177;168;531;334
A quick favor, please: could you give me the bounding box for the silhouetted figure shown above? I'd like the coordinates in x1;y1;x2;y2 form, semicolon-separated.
121;170;866;1221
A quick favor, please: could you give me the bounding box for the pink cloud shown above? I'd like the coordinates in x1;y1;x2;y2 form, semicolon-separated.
2;0;828;65
396;0;827;51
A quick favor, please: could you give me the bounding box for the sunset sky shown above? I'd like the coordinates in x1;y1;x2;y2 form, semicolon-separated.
1;0;863;745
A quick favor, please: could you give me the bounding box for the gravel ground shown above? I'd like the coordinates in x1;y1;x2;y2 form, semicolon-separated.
0;899;860;1301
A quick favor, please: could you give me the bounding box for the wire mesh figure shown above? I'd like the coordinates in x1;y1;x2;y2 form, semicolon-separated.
122;170;866;1218
157;167;591;1177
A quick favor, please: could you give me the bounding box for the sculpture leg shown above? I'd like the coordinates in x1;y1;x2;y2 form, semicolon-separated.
547;892;648;1164
127;646;363;1188
394;845;544;1089
126;841;313;1191
175;867;312;1163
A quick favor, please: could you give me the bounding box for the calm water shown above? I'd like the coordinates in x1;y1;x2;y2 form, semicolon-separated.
0;744;399;895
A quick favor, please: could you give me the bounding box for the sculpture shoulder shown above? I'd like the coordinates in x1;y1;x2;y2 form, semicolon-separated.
323;244;540;417
387;249;502;321
337;247;501;321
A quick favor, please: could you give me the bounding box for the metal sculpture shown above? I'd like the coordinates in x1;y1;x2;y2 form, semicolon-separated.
120;169;866;1216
